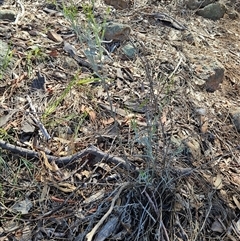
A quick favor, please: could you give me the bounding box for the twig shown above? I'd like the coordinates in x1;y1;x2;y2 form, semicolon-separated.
193;192;213;241
168;57;183;79
0;140;132;169
161;220;170;241
14;0;25;24
26;95;51;140
144;12;187;31
86;182;130;241
143;189;158;215
175;215;189;240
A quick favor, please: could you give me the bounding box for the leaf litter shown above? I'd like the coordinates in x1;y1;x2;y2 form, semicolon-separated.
0;0;239;241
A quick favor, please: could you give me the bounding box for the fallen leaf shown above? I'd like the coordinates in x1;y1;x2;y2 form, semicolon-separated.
81;105;96;121
11;199;32;214
94;162;112;172
55;182;76;193
41;151;58;172
235;218;240;232
161;111;167;125
213;174;223;190
231;173;240;186
211;220;224;233
102;117;115;125
82;170;91;178
233;195;240;210
48;49;59;57
201;120;208;134
83;190;105;204
47;30;63;42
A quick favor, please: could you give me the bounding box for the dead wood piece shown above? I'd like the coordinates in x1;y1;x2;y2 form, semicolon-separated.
86;182;131;241
0;140;132;170
144;12;187;31
26;95;51;140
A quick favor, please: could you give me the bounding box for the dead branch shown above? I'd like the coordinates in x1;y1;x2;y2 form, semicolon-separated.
86;182;131;241
0;140;133;169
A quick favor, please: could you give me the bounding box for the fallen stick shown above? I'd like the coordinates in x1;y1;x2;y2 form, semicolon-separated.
0;140;132;169
86;182;131;241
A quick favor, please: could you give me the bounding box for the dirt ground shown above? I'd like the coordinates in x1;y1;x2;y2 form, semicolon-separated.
0;0;239;240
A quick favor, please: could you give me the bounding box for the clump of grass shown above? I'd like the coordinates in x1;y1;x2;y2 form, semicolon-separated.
26;46;46;75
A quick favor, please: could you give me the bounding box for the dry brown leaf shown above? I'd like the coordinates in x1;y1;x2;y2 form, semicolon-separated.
40;151;61;173
74;173;82;181
213;174;223;189
94;162;112;172
236;218;240;233
201;120;208;134
48;49;59;57
82;170;91;178
102;117;115;125
55;182;76;193
81;105;96;121
233;195;240;210
41;151;55;172
47;30;63;42
185;138;201;160
231;173;240;186
83;190;105;204
161;111;167;125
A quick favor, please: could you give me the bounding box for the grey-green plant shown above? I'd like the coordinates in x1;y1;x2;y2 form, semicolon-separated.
0;45;13;80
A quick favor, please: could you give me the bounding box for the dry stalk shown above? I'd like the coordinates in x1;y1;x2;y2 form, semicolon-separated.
86;182;131;241
0;141;132;170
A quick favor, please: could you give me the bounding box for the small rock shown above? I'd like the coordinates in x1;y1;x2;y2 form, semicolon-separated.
104;0;132;10
197;3;226;20
183;32;195;45
104;22;131;41
195;108;207;116
121;43;137;59
186;0;216;10
189;54;225;92
0;10;16;21
62;56;79;71
230;108;240;132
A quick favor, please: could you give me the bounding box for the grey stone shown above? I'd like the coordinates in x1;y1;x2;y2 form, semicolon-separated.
62;56;79;71
186;0;216;10
230;108;240;132
0;10;16;21
189;54;225;92
104;22;131;41
121;43;137;59
197;3;226;20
